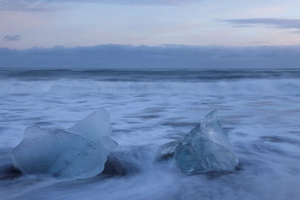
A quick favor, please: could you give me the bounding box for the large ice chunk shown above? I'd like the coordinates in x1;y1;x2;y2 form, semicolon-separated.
174;110;238;174
11;108;118;179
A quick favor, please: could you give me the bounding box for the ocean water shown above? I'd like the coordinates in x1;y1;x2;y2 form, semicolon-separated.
1;68;300;200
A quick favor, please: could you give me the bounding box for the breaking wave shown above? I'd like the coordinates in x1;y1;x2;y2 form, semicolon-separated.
1;79;300;96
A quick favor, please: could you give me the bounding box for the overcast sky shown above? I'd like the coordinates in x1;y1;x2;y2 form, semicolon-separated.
1;0;300;49
1;0;300;69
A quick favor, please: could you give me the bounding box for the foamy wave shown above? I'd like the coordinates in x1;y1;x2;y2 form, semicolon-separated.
1;79;300;95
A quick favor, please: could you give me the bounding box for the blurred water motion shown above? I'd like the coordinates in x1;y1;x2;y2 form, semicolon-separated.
0;68;300;200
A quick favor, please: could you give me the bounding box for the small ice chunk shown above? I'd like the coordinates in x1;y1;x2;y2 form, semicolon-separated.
155;140;178;162
175;110;238;174
11;108;118;179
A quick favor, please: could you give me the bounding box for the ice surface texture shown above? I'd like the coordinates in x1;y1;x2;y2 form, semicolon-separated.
156;110;238;175
175;110;238;174
11;108;118;179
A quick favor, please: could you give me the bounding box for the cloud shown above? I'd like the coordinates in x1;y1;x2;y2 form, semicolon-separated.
220;18;300;33
1;44;300;69
291;31;300;34
3;35;22;41
0;0;52;11
251;41;269;44
0;0;195;11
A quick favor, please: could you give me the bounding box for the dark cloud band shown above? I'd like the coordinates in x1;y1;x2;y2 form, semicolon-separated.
1;44;300;69
220;18;300;33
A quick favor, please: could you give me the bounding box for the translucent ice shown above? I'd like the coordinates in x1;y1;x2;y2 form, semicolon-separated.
155;140;178;162
174;110;238;175
11;108;118;179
